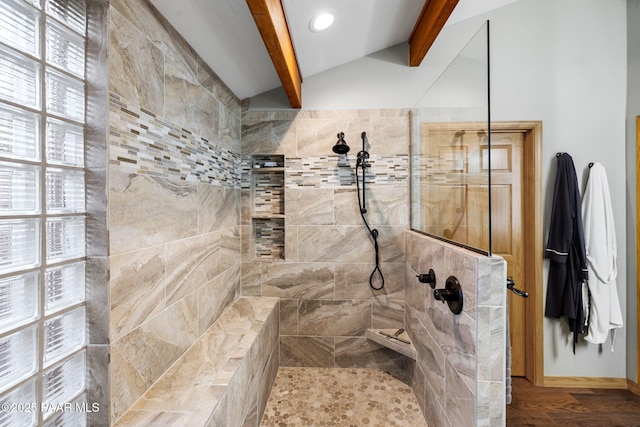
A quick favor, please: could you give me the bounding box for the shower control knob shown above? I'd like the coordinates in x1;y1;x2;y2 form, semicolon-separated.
417;269;436;289
433;276;463;315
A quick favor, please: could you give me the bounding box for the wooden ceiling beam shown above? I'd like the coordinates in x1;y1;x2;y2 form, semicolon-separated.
408;0;459;67
246;0;302;108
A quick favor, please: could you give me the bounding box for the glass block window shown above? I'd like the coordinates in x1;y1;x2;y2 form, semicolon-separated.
0;0;87;425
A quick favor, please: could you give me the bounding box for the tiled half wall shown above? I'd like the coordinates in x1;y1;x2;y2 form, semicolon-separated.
405;231;507;427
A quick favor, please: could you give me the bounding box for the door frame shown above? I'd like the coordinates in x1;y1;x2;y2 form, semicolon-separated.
637;116;640;389
492;121;544;385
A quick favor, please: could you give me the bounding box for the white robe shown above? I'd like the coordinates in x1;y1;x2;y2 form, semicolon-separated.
581;163;623;350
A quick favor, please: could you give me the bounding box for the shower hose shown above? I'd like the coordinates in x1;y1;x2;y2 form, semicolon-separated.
355;159;385;291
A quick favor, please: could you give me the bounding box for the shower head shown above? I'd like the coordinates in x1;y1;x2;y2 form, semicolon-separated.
332;132;350;154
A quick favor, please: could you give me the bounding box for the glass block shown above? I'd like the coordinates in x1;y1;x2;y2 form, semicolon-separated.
45;68;84;122
45;0;85;34
46;19;84;78
44;393;87;426
42;351;84;418
0;271;39;333
0;218;40;274
0;43;41;110
46;216;85;262
46;168;85;214
46;117;84;166
0;378;37;427
0;0;40;57
43;307;84;366
45;262;84;315
0;103;40;161
0;162;40;215
0;326;37;392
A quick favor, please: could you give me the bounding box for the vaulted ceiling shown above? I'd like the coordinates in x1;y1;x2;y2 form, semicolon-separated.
147;0;519;107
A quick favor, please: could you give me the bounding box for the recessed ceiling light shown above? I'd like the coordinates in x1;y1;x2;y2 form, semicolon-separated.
310;13;334;32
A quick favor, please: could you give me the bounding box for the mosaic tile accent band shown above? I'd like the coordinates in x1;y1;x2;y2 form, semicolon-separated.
109;92;240;187
241;155;408;189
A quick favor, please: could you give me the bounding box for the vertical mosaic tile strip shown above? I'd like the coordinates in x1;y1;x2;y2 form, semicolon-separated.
109;92;240;187
253;173;284;216
254;218;285;260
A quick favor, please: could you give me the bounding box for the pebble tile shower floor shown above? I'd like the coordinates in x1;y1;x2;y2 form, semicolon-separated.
260;367;428;427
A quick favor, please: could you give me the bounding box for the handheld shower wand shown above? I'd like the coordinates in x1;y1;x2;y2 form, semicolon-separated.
354;132;384;290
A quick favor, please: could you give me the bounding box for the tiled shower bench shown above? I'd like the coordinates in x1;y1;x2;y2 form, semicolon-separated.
114;296;280;427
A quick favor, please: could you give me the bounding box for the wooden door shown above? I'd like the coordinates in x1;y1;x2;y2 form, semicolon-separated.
419;123;529;376
489;131;526;376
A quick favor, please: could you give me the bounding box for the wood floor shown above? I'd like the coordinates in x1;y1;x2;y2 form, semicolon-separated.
507;377;640;426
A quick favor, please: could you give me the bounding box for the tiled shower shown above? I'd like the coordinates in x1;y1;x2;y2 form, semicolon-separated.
95;0;506;425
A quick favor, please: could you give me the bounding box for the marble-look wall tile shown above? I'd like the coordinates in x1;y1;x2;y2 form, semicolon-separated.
111;293;199;419
241;117;297;155
164;56;220;144
110;0;198;79
334;262;404;300
280;336;334;367
298;300;371;337
285;188;334;225
334;337;405;370
334;186;409;226
165;232;221;306
110;246;166;341
197;265;241;335
370;114;411;155
371;300;404;330
279;299;298;335
109;8;164;113
109;172;198;254
262;262;334;300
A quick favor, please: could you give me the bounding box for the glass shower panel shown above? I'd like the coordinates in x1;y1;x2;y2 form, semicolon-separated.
410;22;492;254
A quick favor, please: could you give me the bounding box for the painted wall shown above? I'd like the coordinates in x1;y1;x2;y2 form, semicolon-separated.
251;0;630;380
105;0;243;422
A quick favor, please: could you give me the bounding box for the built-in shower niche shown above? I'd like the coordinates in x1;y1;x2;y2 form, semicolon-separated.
250;154;285;260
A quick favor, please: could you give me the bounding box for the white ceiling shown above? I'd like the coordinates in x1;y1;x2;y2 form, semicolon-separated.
147;0;520;101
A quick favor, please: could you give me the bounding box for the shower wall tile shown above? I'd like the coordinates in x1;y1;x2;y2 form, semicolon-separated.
109;172;198;255
109;8;164;113
108;0;243;421
334;262;405;300
110;246;166;342
110;0;198;78
241;109;410;371
164;231;221;306
280;336;334;368
371;300;404;330
296;225;370;262
334;337;405;370
285;188;334;225
298;300;371;337
404;231;506;427
196;265;241;335
279;299;298;335
198;185;239;233
262;262;335;300
164;56;220;144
